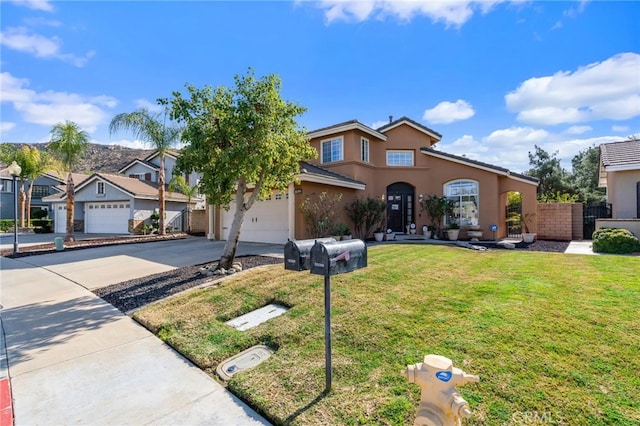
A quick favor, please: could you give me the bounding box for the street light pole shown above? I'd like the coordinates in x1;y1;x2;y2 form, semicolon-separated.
8;161;22;255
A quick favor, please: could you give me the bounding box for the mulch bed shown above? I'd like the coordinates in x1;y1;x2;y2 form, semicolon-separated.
94;256;283;313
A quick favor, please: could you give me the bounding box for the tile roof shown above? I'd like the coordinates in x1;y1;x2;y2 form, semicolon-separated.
420;147;539;184
600;139;640;169
298;161;366;186
118;158;160;174
47;172;191;202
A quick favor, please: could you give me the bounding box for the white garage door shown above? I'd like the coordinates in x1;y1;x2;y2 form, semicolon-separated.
54;204;66;233
222;192;290;244
86;202;130;234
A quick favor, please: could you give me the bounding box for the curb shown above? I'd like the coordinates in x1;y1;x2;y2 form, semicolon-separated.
0;315;13;426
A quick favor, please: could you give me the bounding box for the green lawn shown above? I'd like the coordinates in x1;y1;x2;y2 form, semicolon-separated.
134;245;640;425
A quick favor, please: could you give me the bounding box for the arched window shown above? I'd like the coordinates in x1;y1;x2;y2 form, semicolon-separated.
444;180;479;226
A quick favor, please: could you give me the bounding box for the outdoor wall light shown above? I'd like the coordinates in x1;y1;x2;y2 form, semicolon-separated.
8;161;22;255
419;193;423;202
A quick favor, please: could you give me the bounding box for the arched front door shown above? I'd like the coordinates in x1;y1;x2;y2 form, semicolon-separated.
386;182;415;233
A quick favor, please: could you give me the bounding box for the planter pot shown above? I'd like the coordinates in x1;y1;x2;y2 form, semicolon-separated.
447;229;460;241
523;233;536;243
385;233;396;241
374;232;384;242
423;231;432;240
467;230;483;241
341;235;352;240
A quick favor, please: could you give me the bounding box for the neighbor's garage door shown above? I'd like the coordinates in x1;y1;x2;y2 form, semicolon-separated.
86;202;130;234
222;193;289;244
54;204;66;233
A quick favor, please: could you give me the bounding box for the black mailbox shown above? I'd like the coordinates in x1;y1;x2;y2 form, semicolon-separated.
310;239;367;276
284;238;337;271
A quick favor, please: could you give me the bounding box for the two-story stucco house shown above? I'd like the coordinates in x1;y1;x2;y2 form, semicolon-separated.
205;116;539;243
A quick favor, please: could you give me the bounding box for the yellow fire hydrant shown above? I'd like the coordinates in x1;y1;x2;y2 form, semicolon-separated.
401;354;480;426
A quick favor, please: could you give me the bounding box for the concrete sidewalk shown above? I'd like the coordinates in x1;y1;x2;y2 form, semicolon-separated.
0;238;279;425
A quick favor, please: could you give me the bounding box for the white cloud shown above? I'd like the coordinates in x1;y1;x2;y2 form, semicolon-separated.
485;126;550;144
0;27;95;67
565;125;592;135
8;0;53;12
314;1;503;28
612;125;629;132
1;122;17;134
505;52;640;125
423;99;475;124
0;72;118;133
135;99;164;113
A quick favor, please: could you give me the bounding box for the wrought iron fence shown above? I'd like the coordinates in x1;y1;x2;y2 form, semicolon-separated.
583;202;611;239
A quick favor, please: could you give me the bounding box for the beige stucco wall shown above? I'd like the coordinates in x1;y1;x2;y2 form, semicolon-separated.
607;170;640;218
596;218;640;238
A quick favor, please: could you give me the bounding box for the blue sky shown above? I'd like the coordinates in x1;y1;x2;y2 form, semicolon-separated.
1;0;639;173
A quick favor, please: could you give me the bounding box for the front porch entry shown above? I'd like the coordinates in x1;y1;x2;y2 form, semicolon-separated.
386;182;415;233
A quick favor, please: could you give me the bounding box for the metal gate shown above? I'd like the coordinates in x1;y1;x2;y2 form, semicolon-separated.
583;202;611;239
506;204;522;238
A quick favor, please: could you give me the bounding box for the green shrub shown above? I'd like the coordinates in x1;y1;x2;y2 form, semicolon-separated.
32;209;49;219
32;219;52;233
0;219;13;232
592;228;640;254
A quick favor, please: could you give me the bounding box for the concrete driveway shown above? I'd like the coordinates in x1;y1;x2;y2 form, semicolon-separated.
0;237;283;425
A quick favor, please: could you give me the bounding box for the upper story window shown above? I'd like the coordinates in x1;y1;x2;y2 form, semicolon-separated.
32;185;49;198
0;180;13;193
96;181;105;196
129;173;152;181
361;138;369;163
386;150;414;166
444;180;479;226
321;137;343;163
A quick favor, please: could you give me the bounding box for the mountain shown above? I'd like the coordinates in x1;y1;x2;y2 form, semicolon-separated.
1;142;155;173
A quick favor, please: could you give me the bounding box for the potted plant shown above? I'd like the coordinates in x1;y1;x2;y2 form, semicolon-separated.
447;222;460;241
420;195;453;239
422;225;431;240
508;212;536;243
335;223;352;240
385;228;396;241
374;227;384;242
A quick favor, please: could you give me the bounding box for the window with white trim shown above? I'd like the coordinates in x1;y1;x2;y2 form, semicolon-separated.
444;180;479;226
0;180;13;193
321;137;343;163
386;150;414;166
96;181;105;196
361;137;369;162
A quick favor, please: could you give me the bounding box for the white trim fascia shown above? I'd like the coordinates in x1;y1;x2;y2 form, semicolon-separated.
298;174;366;190
603;163;640;172
423;150;538;186
118;159;160;174
308;123;387;141
380;120;441;141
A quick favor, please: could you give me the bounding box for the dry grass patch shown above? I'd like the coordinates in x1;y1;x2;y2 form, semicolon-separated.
134;245;640;425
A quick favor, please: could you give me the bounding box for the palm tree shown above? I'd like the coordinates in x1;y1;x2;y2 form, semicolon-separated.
48;121;90;242
168;175;200;233
109;108;182;235
19;146;60;226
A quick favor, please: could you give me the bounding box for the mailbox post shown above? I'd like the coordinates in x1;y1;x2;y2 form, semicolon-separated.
284;238;367;392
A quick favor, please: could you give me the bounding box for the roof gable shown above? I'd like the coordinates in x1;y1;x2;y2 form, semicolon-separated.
298;161;366;190
307;120;387;141
73;173;189;202
377;116;442;141
118;158;160;174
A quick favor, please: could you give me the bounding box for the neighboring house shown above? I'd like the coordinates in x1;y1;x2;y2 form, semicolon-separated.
44;172;193;234
119;150;205;209
205;116;539;244
598;139;640;219
0;167;67;221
